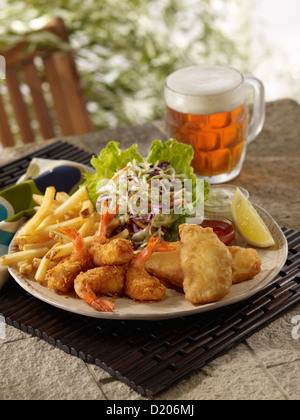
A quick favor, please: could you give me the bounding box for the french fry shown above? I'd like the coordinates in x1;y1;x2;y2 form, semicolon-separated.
32;258;42;268
16;187;56;238
16;217;86;244
49;230;71;244
33;194;61;210
78;213;98;238
0;247;50;266
47;236;94;260
76;214;117;238
22;240;57;250
34;254;51;284
107;218;120;236
80;199;94;219
36;186;89;230
55;192;82;216
32;194;45;205
19;261;34;276
111;229;129;239
55;191;70;203
32;258;56;269
4;185;127;298
32;258;56;270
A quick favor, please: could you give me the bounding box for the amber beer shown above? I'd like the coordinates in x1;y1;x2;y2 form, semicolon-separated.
166;103;247;177
164;66;265;183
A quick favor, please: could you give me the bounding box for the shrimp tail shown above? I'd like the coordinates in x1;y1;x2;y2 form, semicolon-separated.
79;289;115;312
137;236;176;264
96;200;119;238
59;226;86;254
155;242;177;253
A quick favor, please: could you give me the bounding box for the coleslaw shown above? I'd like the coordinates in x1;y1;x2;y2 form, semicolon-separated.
84;139;210;249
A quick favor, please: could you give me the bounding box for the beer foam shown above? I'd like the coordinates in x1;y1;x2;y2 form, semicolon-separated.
164;66;246;115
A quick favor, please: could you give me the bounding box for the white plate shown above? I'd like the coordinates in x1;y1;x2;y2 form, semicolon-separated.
8;203;288;320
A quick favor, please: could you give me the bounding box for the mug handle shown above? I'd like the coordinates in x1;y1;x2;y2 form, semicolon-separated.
244;75;265;144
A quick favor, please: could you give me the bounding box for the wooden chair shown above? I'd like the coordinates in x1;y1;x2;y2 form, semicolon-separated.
0;17;94;147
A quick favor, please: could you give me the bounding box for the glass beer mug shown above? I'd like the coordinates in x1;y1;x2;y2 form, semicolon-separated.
164;65;265;183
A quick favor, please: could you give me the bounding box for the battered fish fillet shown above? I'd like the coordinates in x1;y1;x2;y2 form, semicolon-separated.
179;224;232;304
145;243;261;288
125;256;166;302
229;246;262;284
144;242;183;288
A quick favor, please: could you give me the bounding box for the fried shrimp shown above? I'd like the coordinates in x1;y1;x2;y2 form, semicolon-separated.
89;200;134;266
124;237;175;302
74;266;126;312
47;227;93;293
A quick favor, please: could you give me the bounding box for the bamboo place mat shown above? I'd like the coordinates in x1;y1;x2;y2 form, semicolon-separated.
0;141;300;397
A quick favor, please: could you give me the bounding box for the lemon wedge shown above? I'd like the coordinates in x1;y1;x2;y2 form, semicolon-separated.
230;187;275;247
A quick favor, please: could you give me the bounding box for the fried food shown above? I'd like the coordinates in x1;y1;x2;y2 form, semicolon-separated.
16;187;56;239
0;247;50;266
1;180;264;313
179;224;232;304
229;246;262;284
144;242;183;288
124;237;173;302
47;227;93;293
74;266;126;312
125;257;166;302
145;242;262;290
35;253;51;284
15;217;86;245
47;255;92;293
89;200;134;266
90;237;134;266
46;236;94;260
37;186;89;230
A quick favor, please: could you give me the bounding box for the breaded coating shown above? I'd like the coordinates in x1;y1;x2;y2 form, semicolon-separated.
179;224;232;304
145;242;184;288
125;256;166;302
47;227;94;294
145;241;262;290
229;246;262;284
47;255;93;294
89;237;134;266
75;266;126;298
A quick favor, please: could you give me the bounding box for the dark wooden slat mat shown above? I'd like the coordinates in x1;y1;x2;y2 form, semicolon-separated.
1;233;299;397
0;142;299;397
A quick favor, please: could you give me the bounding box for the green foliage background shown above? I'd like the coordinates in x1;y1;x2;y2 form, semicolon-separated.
0;0;250;131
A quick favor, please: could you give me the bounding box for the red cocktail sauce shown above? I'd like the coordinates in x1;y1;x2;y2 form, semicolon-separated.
200;219;235;246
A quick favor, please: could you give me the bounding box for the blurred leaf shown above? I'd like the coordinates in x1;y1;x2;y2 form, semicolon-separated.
0;0;250;130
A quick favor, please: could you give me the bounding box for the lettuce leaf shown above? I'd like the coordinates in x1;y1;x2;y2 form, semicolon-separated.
147;138;195;180
84;141;143;204
84;138;210;206
147;138;210;204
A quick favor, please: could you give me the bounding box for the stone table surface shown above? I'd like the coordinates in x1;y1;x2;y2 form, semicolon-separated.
0;99;300;400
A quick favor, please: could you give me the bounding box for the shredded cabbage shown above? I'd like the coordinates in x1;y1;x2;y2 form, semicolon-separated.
83;139;210;250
